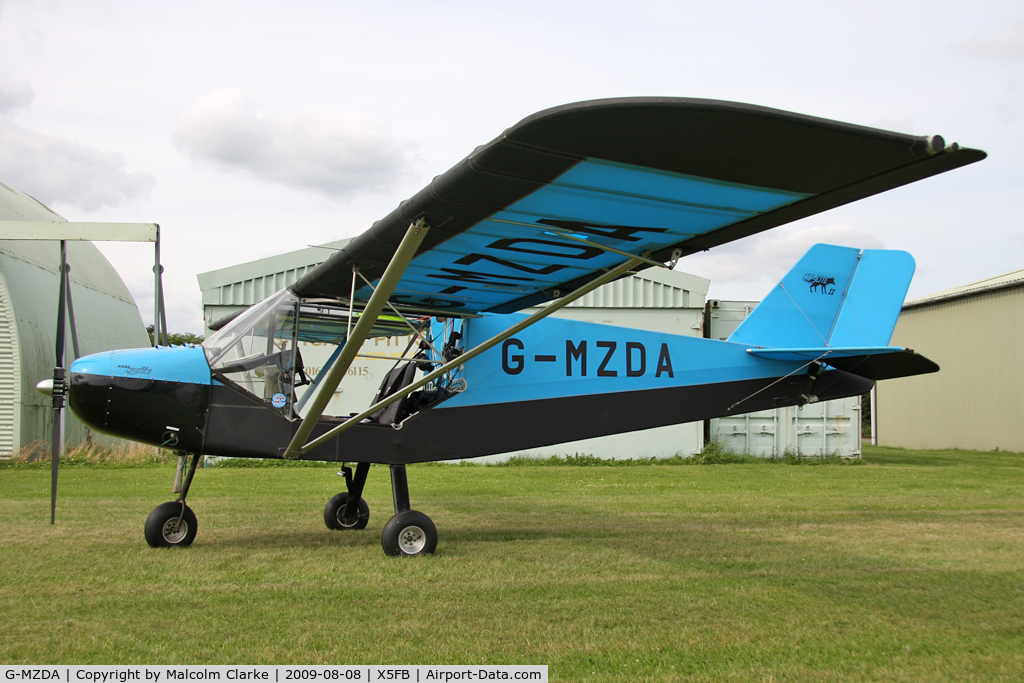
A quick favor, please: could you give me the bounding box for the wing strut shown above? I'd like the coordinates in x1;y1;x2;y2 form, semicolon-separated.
355;268;445;360
281;219;430;459
285;254;647;458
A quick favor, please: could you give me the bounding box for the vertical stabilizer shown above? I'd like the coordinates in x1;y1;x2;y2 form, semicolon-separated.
728;244;916;349
728;244;861;348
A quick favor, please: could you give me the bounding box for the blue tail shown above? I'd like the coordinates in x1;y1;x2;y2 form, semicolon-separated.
728;244;937;380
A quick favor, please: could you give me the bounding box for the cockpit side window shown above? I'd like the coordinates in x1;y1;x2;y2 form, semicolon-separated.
203;292;445;423
203;290;300;416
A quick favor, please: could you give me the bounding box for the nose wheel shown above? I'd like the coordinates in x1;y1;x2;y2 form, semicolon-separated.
145;501;197;547
145;453;201;548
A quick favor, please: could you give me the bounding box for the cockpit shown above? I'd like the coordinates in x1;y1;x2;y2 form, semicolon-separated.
202;289;462;424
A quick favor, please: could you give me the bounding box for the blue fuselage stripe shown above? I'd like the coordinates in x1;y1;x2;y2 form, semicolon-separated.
438;313;803;409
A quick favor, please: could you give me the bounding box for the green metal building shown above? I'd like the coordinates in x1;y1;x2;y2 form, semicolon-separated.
0;180;151;456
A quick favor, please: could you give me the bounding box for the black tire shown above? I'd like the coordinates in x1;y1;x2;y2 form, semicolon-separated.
381;510;437;556
144;501;198;548
324;492;370;530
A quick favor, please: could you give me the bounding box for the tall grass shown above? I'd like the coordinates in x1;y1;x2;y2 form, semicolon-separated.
3;440;175;468
5;438;863;469
491;440;859;467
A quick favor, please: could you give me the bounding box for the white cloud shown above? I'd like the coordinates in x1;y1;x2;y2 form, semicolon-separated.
173;88;409;200
0;103;155;212
869;118;915;136
684;224;886;299
0;70;34;112
953;18;1024;61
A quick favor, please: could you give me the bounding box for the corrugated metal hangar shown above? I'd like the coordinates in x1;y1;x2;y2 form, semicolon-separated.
199;243;862;459
877;269;1024;452
0;180;151;456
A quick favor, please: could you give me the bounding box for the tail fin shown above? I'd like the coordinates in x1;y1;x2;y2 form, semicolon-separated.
729;244;914;349
729;244;936;380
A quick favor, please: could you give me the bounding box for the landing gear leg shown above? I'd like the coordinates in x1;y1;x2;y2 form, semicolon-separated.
145;453;201;548
324;462;371;530
381;464;437;557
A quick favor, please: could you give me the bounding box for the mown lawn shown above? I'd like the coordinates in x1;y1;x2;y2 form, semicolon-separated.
1;446;1022;681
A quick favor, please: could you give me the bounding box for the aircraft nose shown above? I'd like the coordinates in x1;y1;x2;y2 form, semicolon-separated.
67;346;212;450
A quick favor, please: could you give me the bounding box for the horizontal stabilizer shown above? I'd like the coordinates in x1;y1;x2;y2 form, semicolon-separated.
748;346;939;380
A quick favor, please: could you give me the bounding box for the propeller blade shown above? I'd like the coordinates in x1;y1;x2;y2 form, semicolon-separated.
50;368;65;524
51;242;68;524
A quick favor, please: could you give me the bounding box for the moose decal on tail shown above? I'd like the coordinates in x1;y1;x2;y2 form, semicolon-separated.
803;273;836;295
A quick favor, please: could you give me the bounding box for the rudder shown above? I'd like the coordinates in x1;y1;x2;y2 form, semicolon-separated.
828;249;915;347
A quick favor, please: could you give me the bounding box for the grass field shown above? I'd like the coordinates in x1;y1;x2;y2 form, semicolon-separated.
2;446;1022;681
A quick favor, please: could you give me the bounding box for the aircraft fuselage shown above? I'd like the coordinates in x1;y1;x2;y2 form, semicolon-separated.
67;314;873;464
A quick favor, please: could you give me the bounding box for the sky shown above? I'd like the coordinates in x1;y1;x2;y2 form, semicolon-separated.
0;0;1020;333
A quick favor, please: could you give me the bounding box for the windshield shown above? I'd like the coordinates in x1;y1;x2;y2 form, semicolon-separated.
203;289;300;415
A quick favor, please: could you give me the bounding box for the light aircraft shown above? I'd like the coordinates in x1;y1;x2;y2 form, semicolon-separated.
65;98;985;556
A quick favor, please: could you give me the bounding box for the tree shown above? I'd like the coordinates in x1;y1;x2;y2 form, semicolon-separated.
147;325;204;346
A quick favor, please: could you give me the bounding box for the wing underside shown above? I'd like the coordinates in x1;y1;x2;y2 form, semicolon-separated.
292;98;984;315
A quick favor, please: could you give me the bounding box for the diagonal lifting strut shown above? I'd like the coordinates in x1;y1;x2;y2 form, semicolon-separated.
281;219;431;459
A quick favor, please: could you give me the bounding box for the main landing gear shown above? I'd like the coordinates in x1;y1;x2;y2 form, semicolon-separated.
324;462;437;557
145;453;200;548
142;455;436;556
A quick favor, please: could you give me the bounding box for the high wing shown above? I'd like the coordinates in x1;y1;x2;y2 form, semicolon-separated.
292;97;985;314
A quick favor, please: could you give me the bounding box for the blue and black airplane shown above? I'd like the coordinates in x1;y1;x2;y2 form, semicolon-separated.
65;98;985;556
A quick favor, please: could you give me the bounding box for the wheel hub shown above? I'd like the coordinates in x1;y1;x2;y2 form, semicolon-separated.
161;518;188;544
398;525;426;554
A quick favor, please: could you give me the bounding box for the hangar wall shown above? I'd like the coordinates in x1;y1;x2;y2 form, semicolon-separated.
0;263;21;454
198;240;350;336
877;271;1024;452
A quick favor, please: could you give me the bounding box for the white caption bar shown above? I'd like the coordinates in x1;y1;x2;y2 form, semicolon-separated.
1;666;547;683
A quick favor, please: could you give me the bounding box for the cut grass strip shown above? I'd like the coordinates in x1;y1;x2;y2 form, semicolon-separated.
0;446;1021;681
